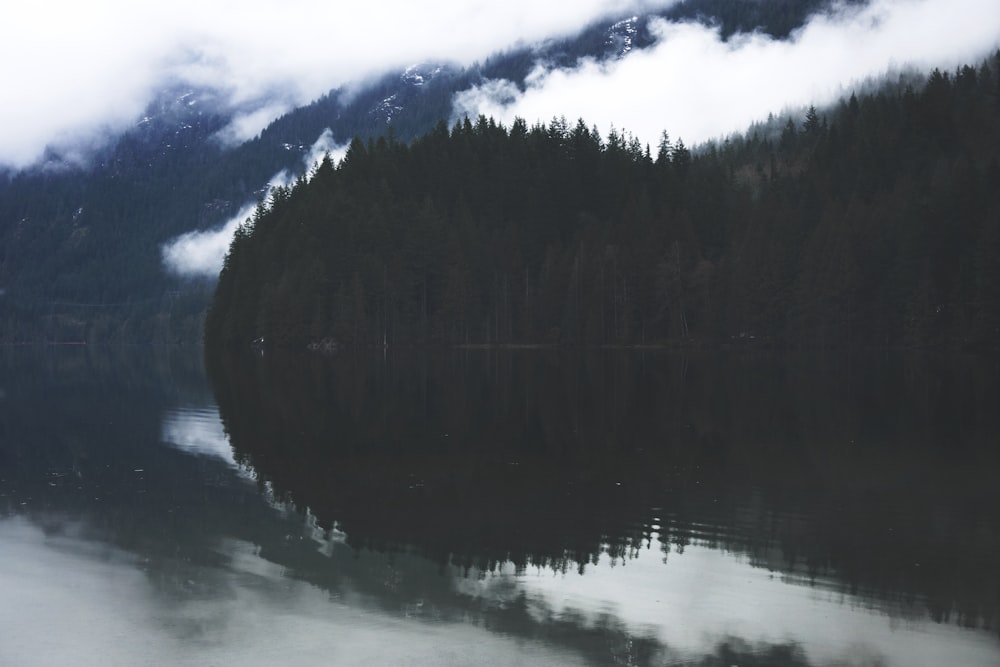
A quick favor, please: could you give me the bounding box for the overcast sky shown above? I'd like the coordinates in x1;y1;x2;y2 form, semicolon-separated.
3;0;999;170
0;0;674;169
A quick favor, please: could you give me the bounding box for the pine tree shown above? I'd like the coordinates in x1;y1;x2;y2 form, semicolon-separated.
803;105;821;134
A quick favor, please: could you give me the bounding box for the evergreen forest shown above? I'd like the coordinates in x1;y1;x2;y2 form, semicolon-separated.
206;56;1000;351
0;0;872;344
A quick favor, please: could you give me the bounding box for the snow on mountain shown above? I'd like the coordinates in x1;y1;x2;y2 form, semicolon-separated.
372;94;404;125
606;16;639;59
368;63;450;125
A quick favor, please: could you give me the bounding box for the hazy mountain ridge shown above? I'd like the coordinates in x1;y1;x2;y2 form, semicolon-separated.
0;0;889;343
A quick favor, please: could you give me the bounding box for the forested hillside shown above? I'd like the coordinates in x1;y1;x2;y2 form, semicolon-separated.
0;0;865;343
206;57;1000;350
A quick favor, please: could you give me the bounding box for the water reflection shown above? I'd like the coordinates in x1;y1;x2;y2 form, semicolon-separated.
162;407;241;469
207;349;1000;632
0;517;587;667
501;543;1000;666
0;346;998;666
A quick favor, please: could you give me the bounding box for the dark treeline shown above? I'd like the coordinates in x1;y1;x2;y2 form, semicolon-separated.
207;56;1000;350
0;1;878;344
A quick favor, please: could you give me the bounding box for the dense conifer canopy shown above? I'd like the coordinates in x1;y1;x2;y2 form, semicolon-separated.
208;57;1000;350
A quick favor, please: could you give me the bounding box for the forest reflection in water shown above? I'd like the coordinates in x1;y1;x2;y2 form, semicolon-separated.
209;348;1000;632
1;346;998;666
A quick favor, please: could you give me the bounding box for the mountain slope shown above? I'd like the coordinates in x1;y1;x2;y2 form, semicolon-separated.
205;57;1000;350
1;0;869;342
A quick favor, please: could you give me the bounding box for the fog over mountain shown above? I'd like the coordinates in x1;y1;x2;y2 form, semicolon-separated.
1;0;677;169
5;0;997;171
2;0;999;343
456;0;1000;147
164;0;999;280
161;129;348;277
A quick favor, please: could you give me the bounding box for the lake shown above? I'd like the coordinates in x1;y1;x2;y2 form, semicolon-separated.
1;346;998;666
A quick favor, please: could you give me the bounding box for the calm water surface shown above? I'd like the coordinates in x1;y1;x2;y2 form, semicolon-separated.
1;347;998;666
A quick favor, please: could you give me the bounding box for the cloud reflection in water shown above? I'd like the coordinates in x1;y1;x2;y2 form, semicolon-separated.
459;541;1000;667
161;407;239;468
0;517;581;667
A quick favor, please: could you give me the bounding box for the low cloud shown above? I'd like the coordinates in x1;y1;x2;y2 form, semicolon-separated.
213;102;294;147
304;128;347;174
161;129;348;279
160;205;254;279
452;0;1000;148
1;0;677;169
